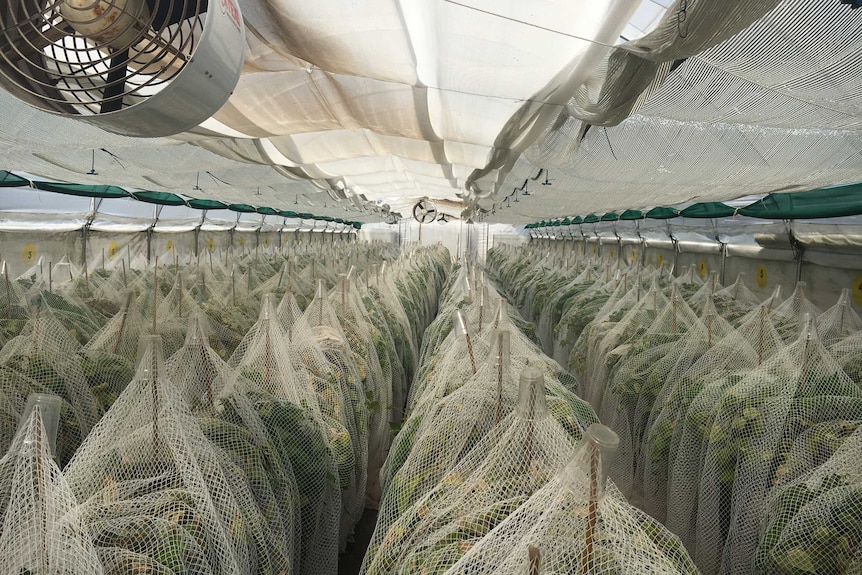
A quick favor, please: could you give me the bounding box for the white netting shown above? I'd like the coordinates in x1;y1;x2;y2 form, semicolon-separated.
441;423;699;575
0;306;100;467
682;316;861;574
65;335;287;575
229;292;347;561
301;282;369;528
755;425;862;575
362;366;581;575
0;401;104;575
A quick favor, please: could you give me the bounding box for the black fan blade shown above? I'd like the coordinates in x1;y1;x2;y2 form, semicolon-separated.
146;0;208;29
100;48;130;114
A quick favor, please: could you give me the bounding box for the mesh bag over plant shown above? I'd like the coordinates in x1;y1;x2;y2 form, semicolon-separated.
0;400;104;575
330;274;392;505
0;261;29;350
710;274;763;326
167;312;304;574
664;303;787;548
771;282;822;343
602;291;722;501
301;282;369;524
0;307;100;467
815;288;862;348
583;279;668;416
687;316;862;574
230;293;350;557
66;335;294;575
363;366;585;575
441;423;699;575
755;425;862;575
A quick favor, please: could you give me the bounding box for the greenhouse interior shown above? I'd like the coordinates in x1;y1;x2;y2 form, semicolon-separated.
1;0;862;574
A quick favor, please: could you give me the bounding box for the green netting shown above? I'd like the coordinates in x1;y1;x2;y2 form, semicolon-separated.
646;206;680;219
0;171;30;187
739;183;862;219
32;182;129;199
680;202;736;218
188;198;229;210
131;191;187;206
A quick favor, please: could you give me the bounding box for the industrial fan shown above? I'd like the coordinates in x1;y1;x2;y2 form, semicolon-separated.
0;0;245;137
412;199;438;224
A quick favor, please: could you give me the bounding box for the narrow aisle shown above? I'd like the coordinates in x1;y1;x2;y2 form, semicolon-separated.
339;509;379;575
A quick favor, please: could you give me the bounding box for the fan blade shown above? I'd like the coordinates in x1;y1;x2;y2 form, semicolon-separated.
100;48;130;113
146;0;207;29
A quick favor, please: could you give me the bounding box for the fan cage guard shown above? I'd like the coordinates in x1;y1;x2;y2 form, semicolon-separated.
0;0;206;115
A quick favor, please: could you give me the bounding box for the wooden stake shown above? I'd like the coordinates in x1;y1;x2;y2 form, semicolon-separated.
528;546;541;575
581;440;600;575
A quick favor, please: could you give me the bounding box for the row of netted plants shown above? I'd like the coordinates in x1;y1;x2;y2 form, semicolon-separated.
486;244;862;575
360;264;701;575
0;243;451;575
0;243;418;464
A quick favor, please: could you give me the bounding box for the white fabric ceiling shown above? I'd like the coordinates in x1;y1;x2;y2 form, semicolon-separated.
0;0;859;224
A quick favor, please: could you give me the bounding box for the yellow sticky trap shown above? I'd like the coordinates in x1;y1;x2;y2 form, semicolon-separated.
698;259;707;278
631;249;637;262
657;253;664;268
238;236;245;247
166;240;173;251
264;237;270;246
21;243;36;262
853;276;862;307
756;264;768;289
609;248;615;258
107;241;119;259
208;238;215;252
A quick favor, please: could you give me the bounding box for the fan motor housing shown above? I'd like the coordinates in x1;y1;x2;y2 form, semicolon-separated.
0;0;246;137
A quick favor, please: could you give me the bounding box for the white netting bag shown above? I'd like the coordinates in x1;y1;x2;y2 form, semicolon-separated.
301;281;368;526
640;298;749;524
65;335;288;575
771;282;822;342
815;288;862;348
167;312;303;574
604;293;728;503
689;315;862;574
441;423;699;575
0;261;30;349
710;273;763;326
755;425;862;575
229;293;348;560
583;279;668;416
329;273;392;506
0;398;104;575
0;306;100;467
363;365;581;575
664;303;787;550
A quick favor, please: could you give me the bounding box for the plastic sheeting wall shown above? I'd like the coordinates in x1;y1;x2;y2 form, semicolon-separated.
532;217;862;314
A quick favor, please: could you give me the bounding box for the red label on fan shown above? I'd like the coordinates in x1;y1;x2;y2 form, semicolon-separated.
221;0;242;30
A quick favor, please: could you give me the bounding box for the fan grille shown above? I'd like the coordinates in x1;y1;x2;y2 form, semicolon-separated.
0;0;206;115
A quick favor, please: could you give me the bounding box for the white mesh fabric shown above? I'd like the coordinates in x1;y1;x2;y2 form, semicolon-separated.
0;308;100;468
230;292;351;558
755;426;862;575
441;424;698;575
689;317;861;574
362;366;579;575
0;405;104;575
301;284;368;529
65;335;264;575
665;304;787;555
